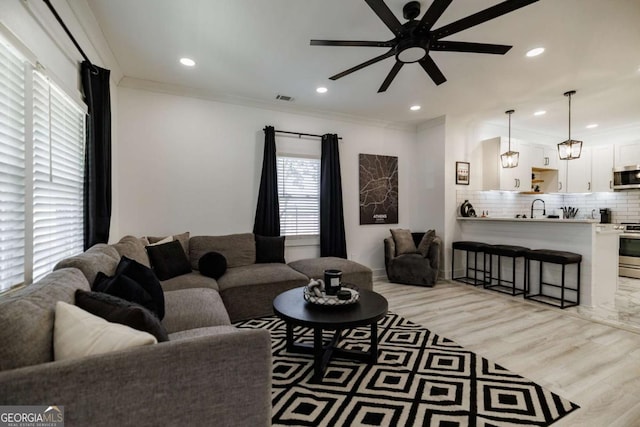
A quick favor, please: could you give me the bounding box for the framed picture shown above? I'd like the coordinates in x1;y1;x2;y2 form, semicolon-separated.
359;154;398;224
456;161;470;185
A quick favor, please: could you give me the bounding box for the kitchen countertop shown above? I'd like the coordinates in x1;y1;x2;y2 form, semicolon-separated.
457;217;599;223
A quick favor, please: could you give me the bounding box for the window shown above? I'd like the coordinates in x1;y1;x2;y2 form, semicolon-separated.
0;40;26;291
0;37;85;292
277;155;320;236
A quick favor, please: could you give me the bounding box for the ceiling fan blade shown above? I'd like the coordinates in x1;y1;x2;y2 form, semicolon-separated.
329;49;395;80
417;0;452;32
432;0;539;39
431;40;512;54
364;0;403;35
419;56;447;85
310;40;395;48
378;61;404;93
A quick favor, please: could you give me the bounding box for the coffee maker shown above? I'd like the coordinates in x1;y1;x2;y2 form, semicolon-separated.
599;208;611;224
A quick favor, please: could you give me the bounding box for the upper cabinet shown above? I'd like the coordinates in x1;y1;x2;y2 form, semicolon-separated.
565;147;592;193
615;142;640;167
482;137;532;191
591;145;614;192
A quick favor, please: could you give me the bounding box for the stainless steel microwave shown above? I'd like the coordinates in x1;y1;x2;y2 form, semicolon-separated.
613;165;640;190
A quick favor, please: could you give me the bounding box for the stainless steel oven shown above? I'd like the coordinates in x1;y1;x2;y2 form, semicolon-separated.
619;224;640;278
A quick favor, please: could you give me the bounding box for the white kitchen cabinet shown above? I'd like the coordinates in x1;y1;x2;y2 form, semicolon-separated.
591;145;614;192
566;147;592;193
529;145;546;169
615;142;640;167
544;147;558;169
482;137;531;191
556;159;567;193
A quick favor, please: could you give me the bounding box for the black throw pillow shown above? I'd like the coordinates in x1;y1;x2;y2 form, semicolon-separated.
255;235;286;263
75;289;169;342
198;252;227;279
146;240;192;281
93;256;165;320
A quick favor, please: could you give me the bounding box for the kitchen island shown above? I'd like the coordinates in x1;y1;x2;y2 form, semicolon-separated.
457;217;621;307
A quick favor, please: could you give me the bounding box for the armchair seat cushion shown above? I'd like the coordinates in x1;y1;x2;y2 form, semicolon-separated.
387;253;438;286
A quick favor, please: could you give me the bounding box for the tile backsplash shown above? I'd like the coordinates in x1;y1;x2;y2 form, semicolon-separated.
456;190;640;223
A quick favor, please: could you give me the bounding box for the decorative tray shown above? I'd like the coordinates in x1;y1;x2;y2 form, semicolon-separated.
303;283;360;306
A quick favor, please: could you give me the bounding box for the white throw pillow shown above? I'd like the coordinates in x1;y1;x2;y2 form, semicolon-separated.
54;301;157;361
146;235;173;247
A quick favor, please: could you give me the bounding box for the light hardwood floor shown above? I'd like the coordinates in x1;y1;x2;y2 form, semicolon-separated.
374;279;640;427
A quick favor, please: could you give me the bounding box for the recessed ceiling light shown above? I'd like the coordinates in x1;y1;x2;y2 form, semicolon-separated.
316;87;328;94
526;47;545;57
586;123;599;129
533;110;546;116
410;105;421;111
179;57;196;67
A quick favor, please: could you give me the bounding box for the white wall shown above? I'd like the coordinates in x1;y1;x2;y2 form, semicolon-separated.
117;86;418;275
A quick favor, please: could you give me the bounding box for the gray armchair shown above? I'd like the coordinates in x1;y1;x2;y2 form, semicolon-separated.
384;231;442;286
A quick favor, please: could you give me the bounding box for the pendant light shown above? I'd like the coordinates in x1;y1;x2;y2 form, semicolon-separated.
557;90;582;160
501;109;519;168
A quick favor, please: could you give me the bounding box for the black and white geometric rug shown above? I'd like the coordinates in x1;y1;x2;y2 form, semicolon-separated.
235;313;579;426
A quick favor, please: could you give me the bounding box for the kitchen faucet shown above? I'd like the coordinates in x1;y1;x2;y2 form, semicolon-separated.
531;198;546;218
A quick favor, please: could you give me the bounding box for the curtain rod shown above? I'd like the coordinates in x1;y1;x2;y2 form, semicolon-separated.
42;0;99;75
274;129;342;140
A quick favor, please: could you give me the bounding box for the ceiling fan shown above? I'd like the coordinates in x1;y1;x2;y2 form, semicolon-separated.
311;0;539;92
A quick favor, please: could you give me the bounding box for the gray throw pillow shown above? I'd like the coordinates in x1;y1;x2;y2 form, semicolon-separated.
390;228;417;255
417;230;436;257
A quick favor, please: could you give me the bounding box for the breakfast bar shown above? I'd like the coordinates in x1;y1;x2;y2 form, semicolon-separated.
456;217;621;307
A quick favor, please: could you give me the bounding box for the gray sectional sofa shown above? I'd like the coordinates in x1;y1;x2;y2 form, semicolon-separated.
0;232;372;426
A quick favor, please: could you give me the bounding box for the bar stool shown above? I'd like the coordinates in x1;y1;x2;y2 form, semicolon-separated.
484;244;529;296
451;241;489;286
524;249;582;309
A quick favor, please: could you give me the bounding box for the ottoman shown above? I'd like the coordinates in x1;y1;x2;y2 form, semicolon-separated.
288;257;373;290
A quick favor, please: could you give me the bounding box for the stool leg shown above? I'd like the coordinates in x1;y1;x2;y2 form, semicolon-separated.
561;264;566;309
451;248;455;280
577;262;581;305
511;256;516;296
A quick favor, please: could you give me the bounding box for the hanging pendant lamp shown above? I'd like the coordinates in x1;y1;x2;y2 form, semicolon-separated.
557;90;582;160
501;109;519;168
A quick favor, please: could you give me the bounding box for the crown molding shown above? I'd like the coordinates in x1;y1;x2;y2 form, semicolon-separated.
118;76;419;133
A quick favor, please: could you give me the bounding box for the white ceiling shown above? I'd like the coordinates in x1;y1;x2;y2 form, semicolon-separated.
85;0;640;140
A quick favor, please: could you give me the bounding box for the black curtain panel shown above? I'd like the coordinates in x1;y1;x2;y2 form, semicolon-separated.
320;133;347;258
81;61;112;250
253;126;280;236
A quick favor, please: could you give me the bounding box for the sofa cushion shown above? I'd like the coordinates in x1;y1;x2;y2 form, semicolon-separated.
0;268;90;371
390;228;418;255
94;256;165;320
112;235;150;267
54;301;156;361
75;290;169;342
190;233;256;269
288;257;373;291
162;288;231;334
146;240;192;281
160;271;219;292
255;235;285;264
168;325;240;341
217;264;308;322
148;232;190;257
199;252;227;279
54;244;120;284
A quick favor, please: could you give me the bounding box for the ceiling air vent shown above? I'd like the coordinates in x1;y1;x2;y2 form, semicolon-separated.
276;94;294;102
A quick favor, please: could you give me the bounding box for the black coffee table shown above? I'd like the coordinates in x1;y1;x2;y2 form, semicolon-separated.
272;286;388;382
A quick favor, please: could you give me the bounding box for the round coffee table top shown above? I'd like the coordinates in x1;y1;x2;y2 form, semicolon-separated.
273;286;388;329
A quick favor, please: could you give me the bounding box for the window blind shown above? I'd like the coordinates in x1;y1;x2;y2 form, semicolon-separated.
32;71;84;282
0;41;26;292
277;156;320;236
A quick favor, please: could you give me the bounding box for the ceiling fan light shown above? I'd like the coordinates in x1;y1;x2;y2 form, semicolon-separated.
397;46;427;63
501;151;519;168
